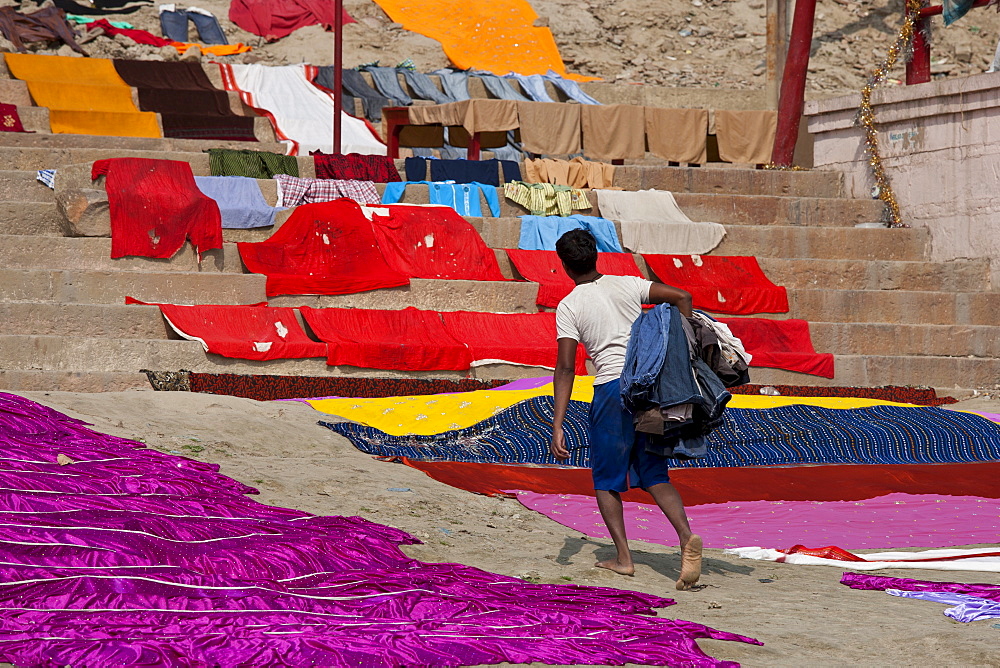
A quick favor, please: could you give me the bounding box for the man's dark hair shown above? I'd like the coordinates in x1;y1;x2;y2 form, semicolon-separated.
556;229;598;275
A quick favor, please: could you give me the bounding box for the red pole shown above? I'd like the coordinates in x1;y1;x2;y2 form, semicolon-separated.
906;9;931;84
332;0;343;155
770;0;817;166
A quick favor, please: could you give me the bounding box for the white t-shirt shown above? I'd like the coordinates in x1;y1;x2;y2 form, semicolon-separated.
555;275;653;385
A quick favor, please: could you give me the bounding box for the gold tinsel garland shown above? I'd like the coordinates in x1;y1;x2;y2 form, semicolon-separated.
857;0;924;228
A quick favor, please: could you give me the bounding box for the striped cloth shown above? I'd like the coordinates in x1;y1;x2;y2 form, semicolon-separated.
503;181;591;217
274;174;379;207
207;148;298;178
325;401;1000;468
36;169;56;189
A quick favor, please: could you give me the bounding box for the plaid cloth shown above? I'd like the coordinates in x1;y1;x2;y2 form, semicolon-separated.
36;169;56;189
311;152;401;183
274;174;379;207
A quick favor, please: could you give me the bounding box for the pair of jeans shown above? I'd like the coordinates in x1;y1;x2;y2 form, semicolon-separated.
159;6;227;44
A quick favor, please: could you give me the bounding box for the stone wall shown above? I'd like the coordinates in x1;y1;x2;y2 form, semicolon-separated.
805;71;1000;286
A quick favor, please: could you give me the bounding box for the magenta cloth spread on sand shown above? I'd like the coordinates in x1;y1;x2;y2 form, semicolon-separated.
515;491;1000;550
0;392;758;666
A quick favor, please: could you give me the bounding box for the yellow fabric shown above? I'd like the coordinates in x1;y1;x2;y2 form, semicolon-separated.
728;396;920;410
369;0;595;81
4;53;160;138
308;378;595;435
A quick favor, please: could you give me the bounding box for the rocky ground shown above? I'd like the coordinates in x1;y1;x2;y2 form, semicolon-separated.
9;0;1000;99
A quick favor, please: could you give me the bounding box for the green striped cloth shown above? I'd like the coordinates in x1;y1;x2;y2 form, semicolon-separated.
206;149;299;179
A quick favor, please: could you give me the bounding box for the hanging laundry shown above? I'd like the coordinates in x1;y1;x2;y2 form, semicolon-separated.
506;249;642;308
207;148;298;178
523;156;614;188
542;69;600;105
0;6;86;54
158;4;228;43
4;53;160;138
237;199;408;296
194;176;284;229
400;68;453;104
403;156;427;181
274;174;378;207
301;307;473;370
228;0;354;41
157;304;326;360
475;73;530;101
433;68;472;101
313;67;394;122
113;59;256;142
382;181;500;217
363;66;413;105
441;311;588;373
645;108;709;164
642;254;789;315
516;102;582;155
718;317;834;378
312;152;400;182
714;110;778;165
404;157;519;186
581;104;646;161
516;214;621;252
504;73;554;102
408;99;519;135
221;63;385;155
0;103;28;133
366;204;506;281
595;189;726;254
93;158;222;259
504;181;591;217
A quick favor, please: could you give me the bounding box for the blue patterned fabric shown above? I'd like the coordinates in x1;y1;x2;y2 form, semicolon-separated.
324;401;1000;468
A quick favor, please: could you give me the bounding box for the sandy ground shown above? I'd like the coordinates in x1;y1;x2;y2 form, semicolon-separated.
13;388;1000;667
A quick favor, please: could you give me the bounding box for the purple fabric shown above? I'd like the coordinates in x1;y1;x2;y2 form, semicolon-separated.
0;392;760;667
493;376;556;391
884;589;1000;623
842;572;1000;602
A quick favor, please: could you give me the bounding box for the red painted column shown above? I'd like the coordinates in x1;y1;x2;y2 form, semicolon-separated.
906;12;931;84
770;0;817;166
332;0;344;155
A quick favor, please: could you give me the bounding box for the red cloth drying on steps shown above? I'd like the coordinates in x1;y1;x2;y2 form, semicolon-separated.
237;199;409;297
506;249;644;308
642;254;788;315
93;158;222;259
719;317;835;378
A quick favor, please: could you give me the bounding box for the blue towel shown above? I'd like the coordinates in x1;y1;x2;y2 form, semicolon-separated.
517;214;622;252
505;73;554;102
325;400;1000;468
364;67;413;105
381;180;500;217
542;69;601;105
473;73;530;101
194;176;284;229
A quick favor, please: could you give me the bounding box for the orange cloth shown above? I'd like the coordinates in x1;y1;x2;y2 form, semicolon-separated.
523;157;614;188
580;104;646;161
5;53;160;137
370;0;594;81
171;42;252;56
645;107;709;164
714;109;778;165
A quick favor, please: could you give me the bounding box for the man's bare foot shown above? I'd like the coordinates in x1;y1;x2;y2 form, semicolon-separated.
675;534;703;590
595;558;635;576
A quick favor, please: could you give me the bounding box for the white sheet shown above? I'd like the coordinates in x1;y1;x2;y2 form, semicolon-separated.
594;188;726;254
229;64;386;157
726;546;1000;573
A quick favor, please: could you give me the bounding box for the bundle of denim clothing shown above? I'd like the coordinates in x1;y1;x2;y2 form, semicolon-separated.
620;305;750;459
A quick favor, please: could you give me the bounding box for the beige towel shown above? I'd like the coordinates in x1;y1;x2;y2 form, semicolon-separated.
408;99;519;134
523;157;615;189
595;189;726;254
517;101;581;155
714;109;778;165
644;108;709;164
581;104;646;161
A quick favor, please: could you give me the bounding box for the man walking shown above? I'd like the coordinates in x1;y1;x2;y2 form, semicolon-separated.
549;229;703;590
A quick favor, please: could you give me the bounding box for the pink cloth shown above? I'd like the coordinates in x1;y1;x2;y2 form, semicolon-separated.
514;491;1000;550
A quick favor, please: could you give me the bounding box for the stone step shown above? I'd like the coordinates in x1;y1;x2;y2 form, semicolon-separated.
619;165;844;198
0;236;246;273
0;303;171;339
0;202;61;235
0;370;151;393
0;170;56;202
756;257;991;292
0;131;286;153
784;289;1000;326
748;354;1000;392
268;278;540;314
0;269;265;305
0;145;297;173
809;322;1000;358
0;79;30;106
0;335;535;381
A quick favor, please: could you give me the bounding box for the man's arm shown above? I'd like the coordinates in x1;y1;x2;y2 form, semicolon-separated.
648;282;693;317
550;337;579;461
